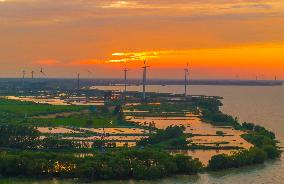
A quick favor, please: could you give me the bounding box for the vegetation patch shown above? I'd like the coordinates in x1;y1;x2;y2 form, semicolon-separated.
0;150;202;180
208;122;281;171
137;126;190;149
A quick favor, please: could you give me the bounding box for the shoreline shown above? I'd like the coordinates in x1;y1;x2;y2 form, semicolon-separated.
0;84;281;181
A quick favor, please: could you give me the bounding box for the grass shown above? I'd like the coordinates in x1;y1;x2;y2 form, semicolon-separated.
31;115;119;127
0;99;87;116
0;98;136;128
124;101;199;117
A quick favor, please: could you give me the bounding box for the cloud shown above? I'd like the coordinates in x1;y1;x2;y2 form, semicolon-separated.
36;58;105;66
107;44;284;66
108;52;160;63
0;0;284;79
0;0;282;26
36;59;61;66
70;59;103;65
229;3;272;9
100;1;140;8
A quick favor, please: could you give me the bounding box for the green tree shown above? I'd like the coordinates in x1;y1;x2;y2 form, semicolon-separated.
263;145;281;159
174;154;202;174
208;154;231;171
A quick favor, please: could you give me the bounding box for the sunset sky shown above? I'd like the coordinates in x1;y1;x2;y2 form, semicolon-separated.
0;0;284;79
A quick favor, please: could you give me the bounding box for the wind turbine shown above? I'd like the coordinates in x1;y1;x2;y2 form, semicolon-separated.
31;70;35;79
77;73;80;91
86;69;92;74
86;69;94;78
123;66;129;94
22;70;26;79
142;60;150;101
184;63;190;97
40;68;46;76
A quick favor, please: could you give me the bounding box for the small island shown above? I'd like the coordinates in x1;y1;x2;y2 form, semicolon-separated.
0;82;281;181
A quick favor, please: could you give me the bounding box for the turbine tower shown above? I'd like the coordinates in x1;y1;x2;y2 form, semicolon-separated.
124;67;129;94
31;71;35;79
22;70;26;79
184;63;189;97
40;68;46;77
77;73;80;90
142;60;149;101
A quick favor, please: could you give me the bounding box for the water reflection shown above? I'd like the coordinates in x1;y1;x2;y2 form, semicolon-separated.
1;85;283;183
3;96;104;106
91;85;284;183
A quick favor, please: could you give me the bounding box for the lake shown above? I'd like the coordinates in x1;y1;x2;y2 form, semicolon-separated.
94;85;284;184
2;85;284;183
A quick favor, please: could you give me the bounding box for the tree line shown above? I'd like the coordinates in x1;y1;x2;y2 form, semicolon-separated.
208;122;281;170
0;149;202;180
0;125;79;150
137;125;189;149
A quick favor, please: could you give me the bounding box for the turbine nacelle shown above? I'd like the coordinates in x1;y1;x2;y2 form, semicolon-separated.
40;68;46;76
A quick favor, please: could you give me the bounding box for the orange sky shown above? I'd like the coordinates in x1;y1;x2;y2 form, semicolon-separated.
0;0;284;79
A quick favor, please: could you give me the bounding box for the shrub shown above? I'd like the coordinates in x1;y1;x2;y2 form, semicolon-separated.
262;145;281;159
208;154;231;171
250;147;267;164
208;148;268;171
174;154;202;174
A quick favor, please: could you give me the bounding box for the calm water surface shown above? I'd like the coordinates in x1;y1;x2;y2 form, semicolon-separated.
94;85;284;184
2;85;284;183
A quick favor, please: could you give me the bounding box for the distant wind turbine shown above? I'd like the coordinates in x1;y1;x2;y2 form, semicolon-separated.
77;73;80;90
184;63;190;97
40;68;46;76
31;70;35;79
124;67;129;94
142;60;150;101
22;70;26;79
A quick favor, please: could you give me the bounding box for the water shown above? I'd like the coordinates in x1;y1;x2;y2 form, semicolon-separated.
93;85;284;183
95;85;284;144
2;85;284;183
